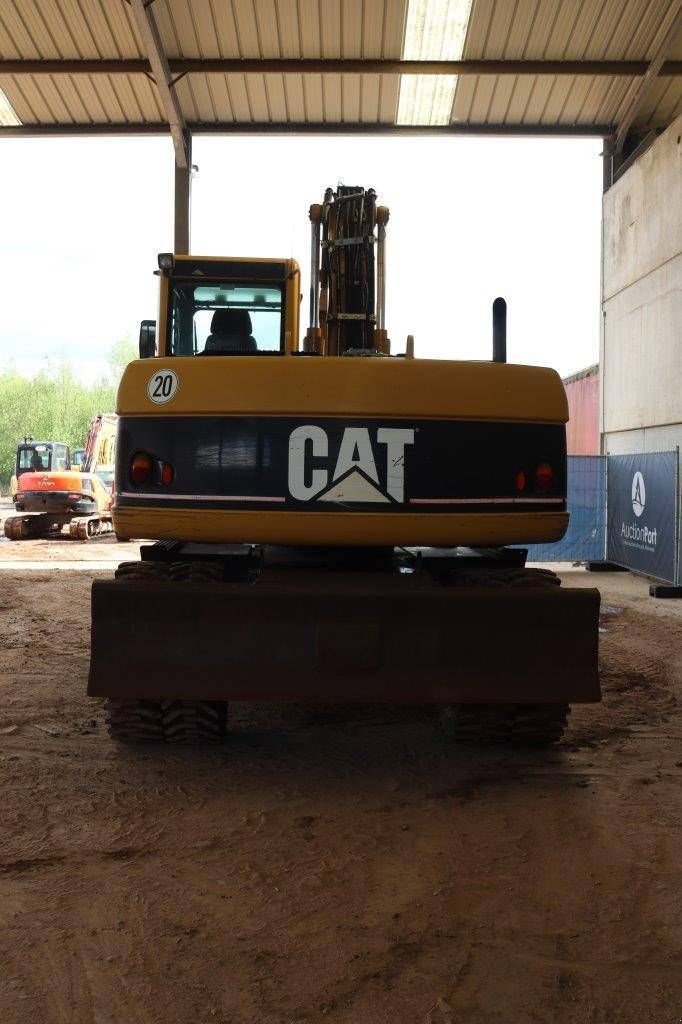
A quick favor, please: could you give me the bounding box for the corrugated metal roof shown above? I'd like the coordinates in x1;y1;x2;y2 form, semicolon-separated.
452;0;682;127
0;0;406;126
153;0;407;124
0;0;679;133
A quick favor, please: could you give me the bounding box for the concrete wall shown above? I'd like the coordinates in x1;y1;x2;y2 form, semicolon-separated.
601;116;681;455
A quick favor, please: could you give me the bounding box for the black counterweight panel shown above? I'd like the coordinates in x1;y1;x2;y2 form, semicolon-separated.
116;416;566;514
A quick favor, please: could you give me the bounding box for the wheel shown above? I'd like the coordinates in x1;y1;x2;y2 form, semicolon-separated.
441;703;570;745
161;700;227;743
102;560;228;743
105;698;165;741
104;698;227;743
114;560;169;580
447;565;562;589
168;560;223;582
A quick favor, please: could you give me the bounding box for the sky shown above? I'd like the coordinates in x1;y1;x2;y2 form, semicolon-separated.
0;133;603;381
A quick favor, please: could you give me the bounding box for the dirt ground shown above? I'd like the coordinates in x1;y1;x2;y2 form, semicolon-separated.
1;538;681;1024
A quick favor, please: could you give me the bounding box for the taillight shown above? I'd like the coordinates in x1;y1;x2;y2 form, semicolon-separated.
535;462;553;490
130;453;152;485
515;470;526;492
160;462;174;487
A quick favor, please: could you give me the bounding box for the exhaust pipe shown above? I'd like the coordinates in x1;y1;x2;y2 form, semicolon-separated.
492;297;507;363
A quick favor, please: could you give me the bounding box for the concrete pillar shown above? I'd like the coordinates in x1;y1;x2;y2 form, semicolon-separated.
602;135;614;193
174;129;192;255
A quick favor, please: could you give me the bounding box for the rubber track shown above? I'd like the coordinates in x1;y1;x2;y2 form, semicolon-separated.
104;560;227;743
70;516;112;540
4;517;24;540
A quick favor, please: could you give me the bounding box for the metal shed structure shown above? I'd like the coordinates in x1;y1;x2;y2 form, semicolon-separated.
1;0;681;248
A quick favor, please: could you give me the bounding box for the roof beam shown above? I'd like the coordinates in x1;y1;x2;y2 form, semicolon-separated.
1;58;681;77
128;0;188;167
0;121;613;139
615;6;682;151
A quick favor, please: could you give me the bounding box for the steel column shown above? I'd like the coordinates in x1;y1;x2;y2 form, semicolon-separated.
174;130;192;255
602;136;614;191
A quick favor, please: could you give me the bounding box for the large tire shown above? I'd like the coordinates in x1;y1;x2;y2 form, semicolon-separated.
441;703;570;745
161;700;227;743
447;565;561;590
104;560;228;743
441;566;569;744
105;698;166;741
114;560;169;580
104;697;227;743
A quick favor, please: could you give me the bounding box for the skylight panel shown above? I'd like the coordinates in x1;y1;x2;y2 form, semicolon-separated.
397;0;473;126
0;87;21;126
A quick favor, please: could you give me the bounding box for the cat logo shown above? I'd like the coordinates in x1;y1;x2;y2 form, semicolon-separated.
288;425;415;504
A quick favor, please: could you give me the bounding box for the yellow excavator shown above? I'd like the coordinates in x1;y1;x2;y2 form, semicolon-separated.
89;186;600;744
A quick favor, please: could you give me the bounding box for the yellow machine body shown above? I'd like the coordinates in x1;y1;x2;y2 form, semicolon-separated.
114;354;569;548
113;255;569;549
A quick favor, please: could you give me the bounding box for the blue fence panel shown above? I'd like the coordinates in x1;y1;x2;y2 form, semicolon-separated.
606;450;679;584
524;455;606;563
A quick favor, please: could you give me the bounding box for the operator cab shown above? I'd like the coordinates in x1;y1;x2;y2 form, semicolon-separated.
16;441;70;478
139;255;299;360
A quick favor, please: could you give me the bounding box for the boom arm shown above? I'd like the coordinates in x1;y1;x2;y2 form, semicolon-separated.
305;185;390;356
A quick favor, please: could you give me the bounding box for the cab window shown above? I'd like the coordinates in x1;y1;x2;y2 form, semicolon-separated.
53;444;69;471
19;444;51;472
169;282;283;356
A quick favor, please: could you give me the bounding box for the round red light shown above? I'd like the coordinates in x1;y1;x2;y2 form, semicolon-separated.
515;470;526;492
161;463;174;487
535;462;553;490
130;453;152;485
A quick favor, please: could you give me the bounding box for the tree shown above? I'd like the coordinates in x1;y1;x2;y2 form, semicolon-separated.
107;337;137;383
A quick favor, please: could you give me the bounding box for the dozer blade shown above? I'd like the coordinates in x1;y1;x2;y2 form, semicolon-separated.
88;570;601;704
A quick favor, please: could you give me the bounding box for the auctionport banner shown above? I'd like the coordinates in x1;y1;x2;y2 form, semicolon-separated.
607;452;678;583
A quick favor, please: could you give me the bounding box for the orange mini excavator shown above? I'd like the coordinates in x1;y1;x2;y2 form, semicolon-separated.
5;415;117;541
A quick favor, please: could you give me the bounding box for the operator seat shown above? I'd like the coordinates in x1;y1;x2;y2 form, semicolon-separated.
203;309;257;354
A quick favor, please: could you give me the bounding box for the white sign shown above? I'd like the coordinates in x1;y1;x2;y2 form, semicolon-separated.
147;369;179;405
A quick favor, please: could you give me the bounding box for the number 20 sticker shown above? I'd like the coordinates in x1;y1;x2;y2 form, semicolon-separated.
147;369;179;404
